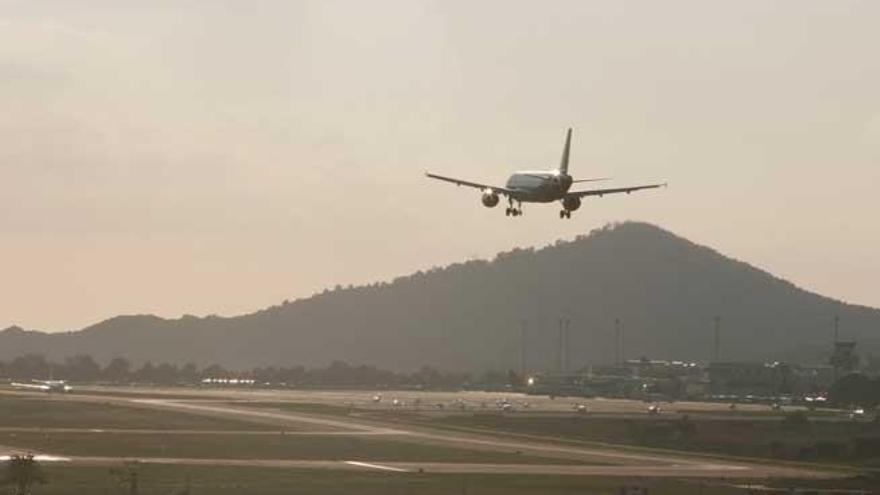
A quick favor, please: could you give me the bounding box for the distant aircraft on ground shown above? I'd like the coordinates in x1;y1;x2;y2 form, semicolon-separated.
11;380;71;393
426;128;665;218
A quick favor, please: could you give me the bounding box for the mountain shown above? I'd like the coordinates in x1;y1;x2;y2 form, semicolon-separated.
2;222;878;371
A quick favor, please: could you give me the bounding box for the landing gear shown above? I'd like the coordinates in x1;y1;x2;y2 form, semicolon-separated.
559;209;572;219
505;199;523;217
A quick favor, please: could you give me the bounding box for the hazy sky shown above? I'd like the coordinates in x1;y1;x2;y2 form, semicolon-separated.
2;0;878;331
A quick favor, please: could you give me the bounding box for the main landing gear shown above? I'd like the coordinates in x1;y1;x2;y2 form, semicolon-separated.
559;209;572;219
505;199;523;217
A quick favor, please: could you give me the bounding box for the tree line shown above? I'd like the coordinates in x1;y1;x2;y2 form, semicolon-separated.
0;354;481;389
3;352;876;406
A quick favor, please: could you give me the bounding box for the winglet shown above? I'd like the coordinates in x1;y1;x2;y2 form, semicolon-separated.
559;128;572;175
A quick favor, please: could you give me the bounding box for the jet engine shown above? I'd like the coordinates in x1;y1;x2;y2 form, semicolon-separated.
552;174;573;191
562;196;581;211
481;191;500;208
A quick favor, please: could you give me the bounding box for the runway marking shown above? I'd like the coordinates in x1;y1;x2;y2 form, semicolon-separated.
345;461;408;472
0;455;71;462
0;427;395;436
676;463;749;471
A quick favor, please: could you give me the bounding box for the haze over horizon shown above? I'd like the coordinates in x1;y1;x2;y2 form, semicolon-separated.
3;1;879;332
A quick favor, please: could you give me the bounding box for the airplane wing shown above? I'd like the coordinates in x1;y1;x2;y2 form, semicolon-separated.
425;173;513;195
566;183;666;198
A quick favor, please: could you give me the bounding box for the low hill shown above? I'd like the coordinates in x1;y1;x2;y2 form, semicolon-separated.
2;222;877;371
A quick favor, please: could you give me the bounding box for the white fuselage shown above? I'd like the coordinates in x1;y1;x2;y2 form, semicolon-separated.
11;380;71;393
505;171;573;203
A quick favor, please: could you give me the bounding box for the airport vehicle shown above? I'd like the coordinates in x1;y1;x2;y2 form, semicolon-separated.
426;129;665;218
11;379;71;393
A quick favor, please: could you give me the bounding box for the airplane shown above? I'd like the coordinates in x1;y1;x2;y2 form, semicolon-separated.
10;379;71;393
426;128;665;219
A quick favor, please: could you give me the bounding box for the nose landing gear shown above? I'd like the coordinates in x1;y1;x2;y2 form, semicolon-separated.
559;209;572;219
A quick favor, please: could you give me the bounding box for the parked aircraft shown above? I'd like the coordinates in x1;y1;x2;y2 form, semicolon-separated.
11;380;71;393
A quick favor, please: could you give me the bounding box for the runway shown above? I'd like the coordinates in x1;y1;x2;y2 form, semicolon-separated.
0;388;846;480
27;456;822;479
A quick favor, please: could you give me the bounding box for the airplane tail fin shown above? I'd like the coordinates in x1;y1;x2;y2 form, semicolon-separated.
559;128;572;175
